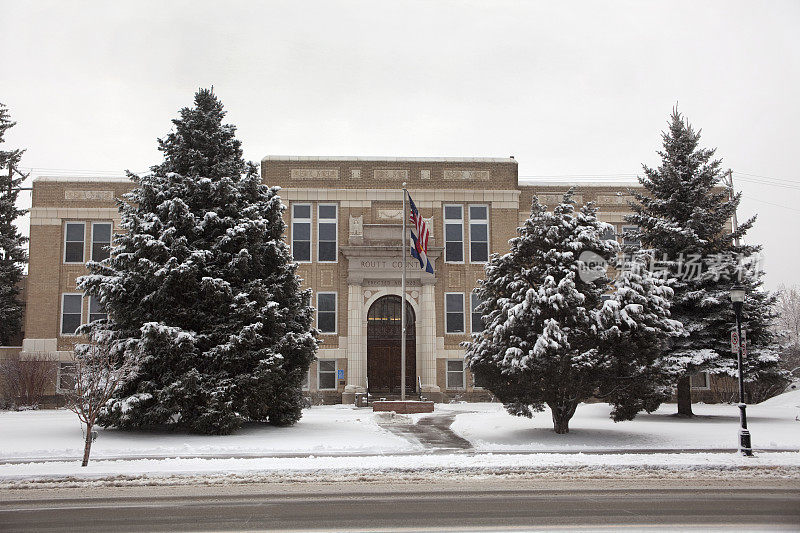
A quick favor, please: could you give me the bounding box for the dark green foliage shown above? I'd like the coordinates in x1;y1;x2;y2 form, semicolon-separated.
627;108;783;414
0;102;27;345
79;89;317;434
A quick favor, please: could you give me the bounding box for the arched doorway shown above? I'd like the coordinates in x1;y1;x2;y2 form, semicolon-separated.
367;295;416;394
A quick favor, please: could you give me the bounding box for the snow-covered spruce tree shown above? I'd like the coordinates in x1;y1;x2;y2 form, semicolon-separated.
627;108;782;415
465;191;678;433
0;102;27;345
78;88;317;434
595;257;684;421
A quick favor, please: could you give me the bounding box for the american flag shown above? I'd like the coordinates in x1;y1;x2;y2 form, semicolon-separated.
408;192;434;274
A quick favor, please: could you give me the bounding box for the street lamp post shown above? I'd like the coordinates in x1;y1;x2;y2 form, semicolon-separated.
730;284;753;457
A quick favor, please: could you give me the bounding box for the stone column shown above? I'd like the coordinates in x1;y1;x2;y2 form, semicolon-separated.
344;283;366;399
418;280;440;400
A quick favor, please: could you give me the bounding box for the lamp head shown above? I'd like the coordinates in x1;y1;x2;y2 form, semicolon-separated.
730;284;746;304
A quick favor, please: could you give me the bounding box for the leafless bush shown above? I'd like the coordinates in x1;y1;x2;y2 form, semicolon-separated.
64;344;135;466
0;353;56;409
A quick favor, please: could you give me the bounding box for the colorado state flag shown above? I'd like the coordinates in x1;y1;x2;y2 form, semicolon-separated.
408;192;434;274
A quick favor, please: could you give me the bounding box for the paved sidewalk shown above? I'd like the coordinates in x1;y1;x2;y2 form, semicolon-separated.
377;412;473;453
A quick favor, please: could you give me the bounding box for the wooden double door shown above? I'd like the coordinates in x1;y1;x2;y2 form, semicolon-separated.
367;296;416;394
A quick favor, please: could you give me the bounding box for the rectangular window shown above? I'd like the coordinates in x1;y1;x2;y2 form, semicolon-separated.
318;204;338;262
469;205;489;263
445;292;465;334
601;224;617;242
444;205;463;263
446;360;465;389
471;291;485;333
302;369;310;390
64;222;85;263
317;292;337;334
690;371;710;390
318;360;337;390
472;369;487;389
61;293;82;335
292;204;311;262
57;362;76;393
622;225;641;248
91;222;112;261
88;295;107;323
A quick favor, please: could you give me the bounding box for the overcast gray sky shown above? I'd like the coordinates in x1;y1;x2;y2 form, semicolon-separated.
1;1;798;289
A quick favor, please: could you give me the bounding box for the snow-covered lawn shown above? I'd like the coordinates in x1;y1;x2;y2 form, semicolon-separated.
2;451;799;485
0;405;419;462
447;391;800;452
1;391;798;485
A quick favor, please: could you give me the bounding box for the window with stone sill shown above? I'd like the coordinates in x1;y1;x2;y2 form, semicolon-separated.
61;293;83;335
444;204;464;263
470;290;485;334
64;222;85;263
469;205;489;263
318;360;337;390
57;362;76;393
318;204;338;262
88;295;107;323
292;204;312;262
445;292;465;334
446;360;465;389
317;292;337;334
91;222;112;262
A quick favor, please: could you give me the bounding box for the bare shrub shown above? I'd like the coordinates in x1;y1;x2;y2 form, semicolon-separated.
64;344;135;466
0;353;56;408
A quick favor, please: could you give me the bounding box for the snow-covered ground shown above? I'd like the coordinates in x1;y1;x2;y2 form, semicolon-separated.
0;404;419;462
1;391;798;485
2;451;799;486
447;391;800;452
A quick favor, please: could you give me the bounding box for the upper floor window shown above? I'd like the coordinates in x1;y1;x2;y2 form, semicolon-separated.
622;225;641;249
292;204;311;262
318;204;338;262
91;222;112;262
317;292;337;334
601;224;617;242
469;205;489;262
445;292;465;334
444;205;464;263
61;293;83;335
471;291;485;333
89;295;107;323
64;222;85;263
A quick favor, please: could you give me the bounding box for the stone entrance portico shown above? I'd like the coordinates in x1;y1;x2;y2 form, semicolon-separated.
341;229;443;403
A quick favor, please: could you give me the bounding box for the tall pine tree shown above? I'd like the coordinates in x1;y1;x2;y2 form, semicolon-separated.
465;192;680;433
0;103;27;345
627;108;782;415
79;88;317;434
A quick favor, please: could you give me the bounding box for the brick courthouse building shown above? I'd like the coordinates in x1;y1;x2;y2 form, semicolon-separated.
7;156;723;404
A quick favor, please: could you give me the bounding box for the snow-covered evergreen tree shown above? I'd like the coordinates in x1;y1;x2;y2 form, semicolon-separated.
627;108;782;415
0;102;27;345
596;257;684;421
79;88;317;434
465;191;679;433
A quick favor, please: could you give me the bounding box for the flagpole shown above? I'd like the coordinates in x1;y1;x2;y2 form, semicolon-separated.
401;182;407;401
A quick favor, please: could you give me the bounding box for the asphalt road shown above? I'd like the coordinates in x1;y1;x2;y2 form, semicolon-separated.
1;479;798;532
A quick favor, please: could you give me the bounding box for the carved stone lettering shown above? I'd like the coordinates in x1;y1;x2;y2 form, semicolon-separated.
290;168;339;180
377;209;403;221
443;170;490;181
374;169;408;180
64;190;114;201
596;194;632;205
